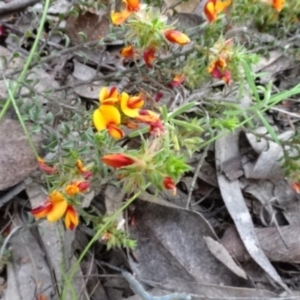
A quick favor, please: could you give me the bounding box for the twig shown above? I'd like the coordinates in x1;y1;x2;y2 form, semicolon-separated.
0;0;39;16
0;177;32;209
99;261;191;300
122;271;191;300
186;146;209;209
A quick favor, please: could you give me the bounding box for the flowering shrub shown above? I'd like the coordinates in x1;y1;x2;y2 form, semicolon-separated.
24;0;300;249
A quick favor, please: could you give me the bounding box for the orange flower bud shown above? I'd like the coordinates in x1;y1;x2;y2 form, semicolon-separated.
164;30;190;45
76;160;93;179
37;157;56;175
124;0;140;11
102;154;136;168
65;184;80;196
76;181;90;192
291;182;300;193
163;177;177;195
272;0;284;11
121;45;134;58
66;181;90;195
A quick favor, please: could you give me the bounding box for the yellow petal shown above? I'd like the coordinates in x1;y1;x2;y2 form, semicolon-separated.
128;96;144;109
49;190;65;203
204;1;216;22
99;87;109;103
65;206;79;230
110;10;132;25
120;92;140;117
47;199;68;222
273;0;284;11
93;109;107;131
215;0;231;13
125;0;140;11
100;105;121;124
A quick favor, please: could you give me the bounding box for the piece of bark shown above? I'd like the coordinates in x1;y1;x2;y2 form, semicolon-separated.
221;225;300;263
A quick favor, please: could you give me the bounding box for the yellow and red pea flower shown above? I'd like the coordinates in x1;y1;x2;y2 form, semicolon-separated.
208;58;231;84
135;110;164;135
76;159;93;180
209;64;231;84
123;0;140;11
120;92;144;118
31;190;79;230
222;70;231;85
143;48;156;68
163;177;177;195
99;86;119;105
149;119;165;136
111;9;132;25
37;157;56;175
169;74;185;87
110;0;140;25
204;0;231;23
65;181;90;196
101;153;137;168
272;0;284;11
120;45;135;58
136;109;160;123
93;105;124;139
164;30;190;45
64;205;79;230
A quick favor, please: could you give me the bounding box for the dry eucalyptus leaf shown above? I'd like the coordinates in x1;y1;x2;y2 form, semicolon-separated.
0;118;42;190
243;130;294;180
204;236;247;279
129;197;250;287
5;214;55;300
221;225;300;264
105;185;125;229
73;60;97;81
274;180;300;226
254;51;294;84
215;132;289;291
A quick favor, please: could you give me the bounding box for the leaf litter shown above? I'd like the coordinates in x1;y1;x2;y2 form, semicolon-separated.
1;0;300;299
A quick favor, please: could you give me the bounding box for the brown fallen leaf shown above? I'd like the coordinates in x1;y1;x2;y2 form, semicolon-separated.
65;8;110;46
204;236;247;279
129;196;250;287
0;118;42;190
221;225;300;264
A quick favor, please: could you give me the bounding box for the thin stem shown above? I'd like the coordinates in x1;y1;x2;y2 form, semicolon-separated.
4;77;39;158
0;0;51;122
61;185;149;300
